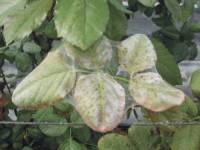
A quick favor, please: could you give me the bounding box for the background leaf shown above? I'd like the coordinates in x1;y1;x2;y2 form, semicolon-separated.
3;0;53;44
105;3;128;41
98;133;133;150
171;126;200;150
55;0;109;50
128;126;158;150
152;38;182;85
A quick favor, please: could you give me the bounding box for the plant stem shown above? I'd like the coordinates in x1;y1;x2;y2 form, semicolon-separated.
0;69;11;94
114;76;129;83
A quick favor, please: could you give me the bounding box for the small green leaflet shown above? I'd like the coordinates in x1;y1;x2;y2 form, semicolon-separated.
190;69;200;98
171;126;200;150
128;126;157;150
54;0;109;50
3;0;53;44
74;72;125;132
98;133;133;150
12;49;76;109
58;139;84;150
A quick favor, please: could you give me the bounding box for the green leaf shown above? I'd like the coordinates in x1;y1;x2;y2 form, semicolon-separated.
0;128;11;140
164;0;183;22
129;72;185;112
118;34;157;74
23;42;41;54
3;0;53;44
108;0;132;14
180;97;198;117
105;4;128;41
54;0;109;50
58;139;83;150
164;0;193;23
15;52;31;72
190;69;200;98
170;43;189;62
12;49;76;109
137;0;157;7
37;20;57;38
54;97;73;113
64;37;112;70
128;126;157;150
72;126;91;143
171;126;200;150
39;113;68;137
70;110;84;126
181;0;194;22
33;107;68;137
0;0;26;26
74;72;125;132
152;39;182;85
22;147;33;150
98;133;133;150
32;107;54;121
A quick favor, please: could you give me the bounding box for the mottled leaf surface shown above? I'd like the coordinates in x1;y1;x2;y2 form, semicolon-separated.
55;0;109;50
12;50;76;109
129;72;185;112
118;34;157;74
64;37;112;70
74;73;125;132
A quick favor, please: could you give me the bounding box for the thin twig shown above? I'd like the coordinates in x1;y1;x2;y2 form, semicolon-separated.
0;68;11;94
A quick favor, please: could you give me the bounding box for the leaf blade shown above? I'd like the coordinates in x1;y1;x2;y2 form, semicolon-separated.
54;0;109;50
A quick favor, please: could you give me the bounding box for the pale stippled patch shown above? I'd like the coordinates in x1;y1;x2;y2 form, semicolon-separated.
129;72;185;112
74;72;125;132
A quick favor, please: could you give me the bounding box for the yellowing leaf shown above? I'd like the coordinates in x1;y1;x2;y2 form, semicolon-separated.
54;0;109;50
12;49;76;109
64;37;112;70
118;34;157;74
129;72;185;112
74;73;125;132
3;0;53;44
